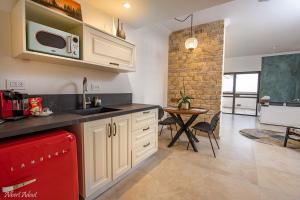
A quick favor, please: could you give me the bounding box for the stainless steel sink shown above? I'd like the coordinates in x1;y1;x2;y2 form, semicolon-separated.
72;107;121;116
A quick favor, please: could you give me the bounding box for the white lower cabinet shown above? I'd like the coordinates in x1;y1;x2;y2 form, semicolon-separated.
131;109;158;166
73;109;158;200
83;118;112;197
132;124;158;166
111;115;132;180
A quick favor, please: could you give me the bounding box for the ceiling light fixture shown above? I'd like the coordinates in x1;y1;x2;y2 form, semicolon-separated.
123;1;131;9
175;14;198;50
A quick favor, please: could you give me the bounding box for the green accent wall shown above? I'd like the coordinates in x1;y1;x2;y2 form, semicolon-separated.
260;53;300;102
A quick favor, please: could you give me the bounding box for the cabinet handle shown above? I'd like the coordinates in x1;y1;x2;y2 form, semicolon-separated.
113;123;117;136
143;127;150;131
109;62;120;66
143;111;150;114
108;123;112;138
143;142;150;148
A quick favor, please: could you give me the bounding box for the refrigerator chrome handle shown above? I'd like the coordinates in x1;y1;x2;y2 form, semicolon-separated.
2;179;36;193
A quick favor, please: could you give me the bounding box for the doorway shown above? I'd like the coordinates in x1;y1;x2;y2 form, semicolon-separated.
222;72;260;116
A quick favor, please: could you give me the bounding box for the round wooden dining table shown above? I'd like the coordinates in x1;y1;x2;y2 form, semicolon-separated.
164;107;209;152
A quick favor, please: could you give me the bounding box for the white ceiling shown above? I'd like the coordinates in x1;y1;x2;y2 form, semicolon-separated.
162;0;300;58
86;0;232;27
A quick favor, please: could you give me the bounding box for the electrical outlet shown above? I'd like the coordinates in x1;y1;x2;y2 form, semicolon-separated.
90;82;101;92
6;80;27;91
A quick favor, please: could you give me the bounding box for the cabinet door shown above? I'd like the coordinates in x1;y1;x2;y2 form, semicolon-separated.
83;118;112;196
83;25;135;71
112;114;132;179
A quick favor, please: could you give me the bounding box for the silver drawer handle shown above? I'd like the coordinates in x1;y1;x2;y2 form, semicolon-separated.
2;179;36;192
143;142;150;148
143;111;150;114
143;127;150;131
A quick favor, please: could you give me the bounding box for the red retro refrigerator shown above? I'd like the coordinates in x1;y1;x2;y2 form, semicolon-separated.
0;130;79;200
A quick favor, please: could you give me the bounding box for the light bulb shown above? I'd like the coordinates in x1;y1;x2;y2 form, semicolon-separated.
123;2;131;9
185;37;198;50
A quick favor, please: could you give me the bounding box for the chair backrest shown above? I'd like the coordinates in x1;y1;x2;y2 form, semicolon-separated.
210;111;221;132
158;106;165;120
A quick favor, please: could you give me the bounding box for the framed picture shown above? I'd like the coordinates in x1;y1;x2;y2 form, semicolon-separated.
31;0;82;21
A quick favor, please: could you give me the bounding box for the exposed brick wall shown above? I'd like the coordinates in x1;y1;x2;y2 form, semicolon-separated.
168;20;224;136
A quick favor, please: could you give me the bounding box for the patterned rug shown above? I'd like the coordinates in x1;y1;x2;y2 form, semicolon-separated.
239;129;300;149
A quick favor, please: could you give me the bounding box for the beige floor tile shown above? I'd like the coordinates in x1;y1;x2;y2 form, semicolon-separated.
257;166;300;197
259;187;300;200
197;171;261;200
207;157;258;184
286;148;300;160
94;194;108;200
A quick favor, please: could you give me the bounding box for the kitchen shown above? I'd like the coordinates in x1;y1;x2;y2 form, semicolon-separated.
0;0;167;199
1;0;300;200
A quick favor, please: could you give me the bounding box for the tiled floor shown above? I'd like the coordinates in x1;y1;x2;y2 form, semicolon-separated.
96;114;300;200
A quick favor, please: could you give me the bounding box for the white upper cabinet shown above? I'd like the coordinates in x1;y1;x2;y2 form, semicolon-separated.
11;0;136;72
83;25;136;71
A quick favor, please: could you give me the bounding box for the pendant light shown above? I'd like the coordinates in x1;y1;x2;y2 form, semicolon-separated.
175;14;198;50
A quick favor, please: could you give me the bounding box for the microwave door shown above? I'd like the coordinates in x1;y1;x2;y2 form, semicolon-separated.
35;31;67;56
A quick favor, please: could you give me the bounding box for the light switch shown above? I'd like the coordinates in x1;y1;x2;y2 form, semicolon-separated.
90;82;101;92
6;79;27;91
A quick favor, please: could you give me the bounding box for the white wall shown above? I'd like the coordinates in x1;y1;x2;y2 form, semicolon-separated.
224;51;300;73
224;55;262;73
126;24;170;106
81;2;115;34
0;2;170;106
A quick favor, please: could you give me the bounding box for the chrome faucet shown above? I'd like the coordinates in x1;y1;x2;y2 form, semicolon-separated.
83;77;91;109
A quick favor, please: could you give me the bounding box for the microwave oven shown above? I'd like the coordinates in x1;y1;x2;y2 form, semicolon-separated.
26;21;80;59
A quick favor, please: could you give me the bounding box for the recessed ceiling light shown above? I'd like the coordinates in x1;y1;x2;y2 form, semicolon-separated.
123;2;131;9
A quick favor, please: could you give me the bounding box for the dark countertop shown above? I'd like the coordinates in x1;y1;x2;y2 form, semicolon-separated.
0;104;159;140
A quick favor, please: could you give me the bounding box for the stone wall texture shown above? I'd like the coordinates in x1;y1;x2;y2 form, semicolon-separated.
168;20;224;136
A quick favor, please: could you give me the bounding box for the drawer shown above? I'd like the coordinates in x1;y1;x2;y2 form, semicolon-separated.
132;134;158;166
132;123;158;145
132;109;158;131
